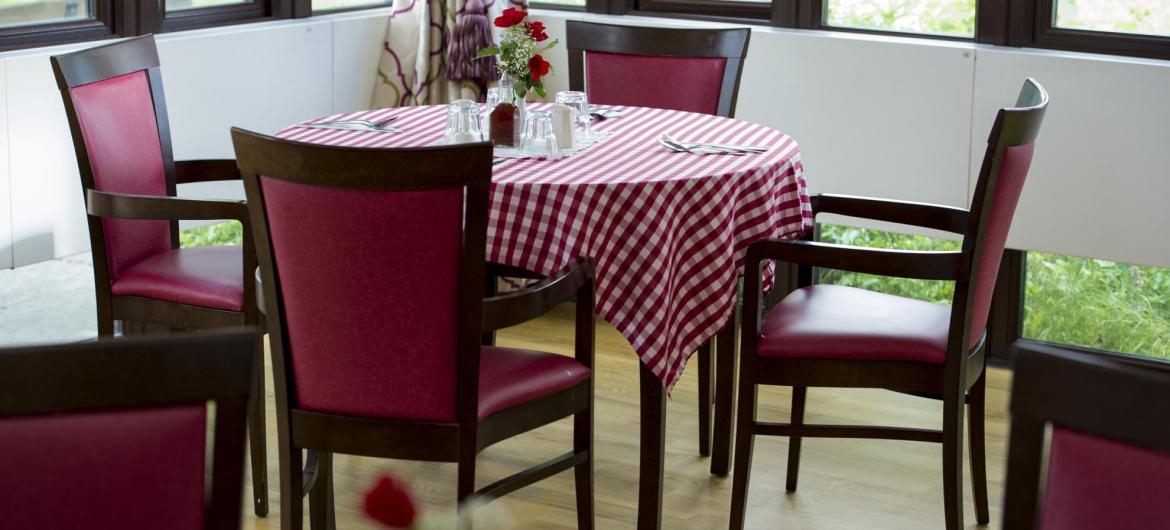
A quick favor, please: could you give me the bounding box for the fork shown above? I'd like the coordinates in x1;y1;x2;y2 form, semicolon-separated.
663;134;766;153
659;136;743;156
304;116;399;128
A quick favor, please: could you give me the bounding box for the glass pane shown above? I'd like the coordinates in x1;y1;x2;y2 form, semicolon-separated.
1024;252;1170;360
1054;0;1170;37
312;0;390;11
0;0;91;28
824;0;976;38
180;222;244;248
532;0;586;6
816;225;958;303
165;0;249;11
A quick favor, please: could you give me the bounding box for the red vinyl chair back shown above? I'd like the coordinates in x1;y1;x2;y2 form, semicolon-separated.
960;80;1047;350
52;35;178;281
566;21;750;118
233;129;493;423
257;179;465;421
1003;345;1170;529
585;52;727;115
0;332;255;530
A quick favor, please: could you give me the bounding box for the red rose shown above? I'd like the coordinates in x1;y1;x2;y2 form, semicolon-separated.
493;7;527;28
363;475;417;529
528;54;551;81
524;21;548;42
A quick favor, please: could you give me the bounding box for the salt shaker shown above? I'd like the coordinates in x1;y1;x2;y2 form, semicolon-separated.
552;103;575;150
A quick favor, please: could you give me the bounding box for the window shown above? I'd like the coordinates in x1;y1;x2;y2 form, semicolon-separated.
1054;0;1170;37
824;0;976;38
0;0;91;28
312;0;390;12
165;0;250;11
1024;252;1170;361
533;0;587;8
816;224;958;303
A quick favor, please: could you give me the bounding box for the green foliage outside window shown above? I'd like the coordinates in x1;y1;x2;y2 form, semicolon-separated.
817;224;1170;361
181;221;1170;360
180;221;244;248
825;0;1169;38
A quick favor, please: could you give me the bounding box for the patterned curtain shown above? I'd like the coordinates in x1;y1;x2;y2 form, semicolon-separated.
372;0;527;108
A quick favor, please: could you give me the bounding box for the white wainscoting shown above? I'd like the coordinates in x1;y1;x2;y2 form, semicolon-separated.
0;60;11;269
0;9;1168;270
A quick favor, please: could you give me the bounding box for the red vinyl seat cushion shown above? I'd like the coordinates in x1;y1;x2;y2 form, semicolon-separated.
479;346;591;421
758;285;951;364
1040;427;1170;530
110;246;245;312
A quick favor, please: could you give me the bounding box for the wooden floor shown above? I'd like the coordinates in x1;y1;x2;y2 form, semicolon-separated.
242;305;1011;529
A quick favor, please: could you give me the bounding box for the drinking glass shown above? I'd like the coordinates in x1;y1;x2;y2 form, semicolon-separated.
445;99;483;144
554;90;590;145
520;111;558;156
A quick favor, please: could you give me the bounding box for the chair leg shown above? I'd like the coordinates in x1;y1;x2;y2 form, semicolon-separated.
248;326;270;517
968;374;990;525
943;396;966;530
308;451;335;530
785;387;807;492
728;378;757;530
280;446;304;530
698;341;713;457
711;313;739;476
574;402;595;530
457;452;477;530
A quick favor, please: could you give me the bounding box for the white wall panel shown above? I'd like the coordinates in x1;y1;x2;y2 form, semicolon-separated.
738;30;976;209
6;53;89;266
972;48;1170;268
0;61;12;269
330;9;392;111
1;11;1168;269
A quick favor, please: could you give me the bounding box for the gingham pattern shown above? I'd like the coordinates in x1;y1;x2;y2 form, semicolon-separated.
278;105;812;391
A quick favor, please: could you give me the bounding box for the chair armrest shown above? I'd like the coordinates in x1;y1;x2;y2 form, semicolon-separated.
482;257;595;332
485;262;547;280
746;239;966;282
812;194;969;235
86;189;249;223
175;159;242;184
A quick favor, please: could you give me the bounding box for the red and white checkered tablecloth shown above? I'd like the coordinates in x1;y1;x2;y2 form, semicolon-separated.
278;104;812;391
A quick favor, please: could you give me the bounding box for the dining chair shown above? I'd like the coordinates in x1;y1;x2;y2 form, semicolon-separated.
232;129;597;530
0;330;256;530
566;20;751;466
50;34;269;517
566;21;750;117
1002;344;1170;530
728;78;1049;530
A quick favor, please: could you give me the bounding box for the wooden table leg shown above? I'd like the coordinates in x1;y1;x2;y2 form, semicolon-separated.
710;307;740;476
697;341;713;456
638;362;666;530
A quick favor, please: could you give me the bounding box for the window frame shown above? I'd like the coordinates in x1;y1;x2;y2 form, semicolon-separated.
791;0;977;41
141;0;293;34
0;0;126;52
980;0;1170;61
307;0;393;16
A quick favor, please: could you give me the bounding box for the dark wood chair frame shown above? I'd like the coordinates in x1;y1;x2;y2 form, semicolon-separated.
232;129;597;530
729;79;1049;530
0;330;257;530
50;34;269;517
564;20;752;477
565;21;751;119
1002;344;1170;529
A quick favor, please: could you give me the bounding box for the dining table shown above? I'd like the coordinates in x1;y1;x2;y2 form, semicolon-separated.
275;103;813;529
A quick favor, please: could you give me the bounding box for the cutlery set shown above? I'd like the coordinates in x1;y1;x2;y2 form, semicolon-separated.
298;115;400;133
659;134;768;155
